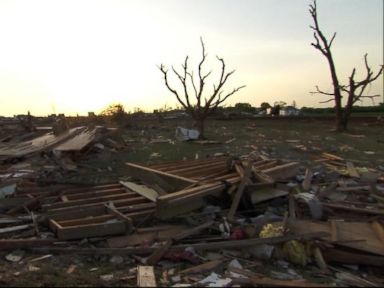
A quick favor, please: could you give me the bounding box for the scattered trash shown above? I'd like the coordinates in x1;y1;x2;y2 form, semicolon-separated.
5;250;25;263
109;255;124;264
198;272;232;287
100;274;114;281
66;264;77;274
175;127;199;141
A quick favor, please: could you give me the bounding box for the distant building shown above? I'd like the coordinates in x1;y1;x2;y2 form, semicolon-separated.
280;106;301;116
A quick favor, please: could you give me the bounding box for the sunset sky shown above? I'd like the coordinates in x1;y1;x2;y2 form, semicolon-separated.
0;0;382;116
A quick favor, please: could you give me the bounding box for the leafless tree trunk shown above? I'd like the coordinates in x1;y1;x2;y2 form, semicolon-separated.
159;38;245;139
309;0;383;132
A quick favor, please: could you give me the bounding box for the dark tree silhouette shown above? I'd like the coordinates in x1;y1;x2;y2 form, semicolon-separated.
159;38;245;139
309;0;383;131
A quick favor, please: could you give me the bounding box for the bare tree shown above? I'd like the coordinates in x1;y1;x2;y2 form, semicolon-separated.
309;0;383;132
159;38;245;139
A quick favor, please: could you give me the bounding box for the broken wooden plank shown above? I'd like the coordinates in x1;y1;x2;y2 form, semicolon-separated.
322;152;344;161
105;203;133;232
155;197;205;219
165;160;227;175
371;221;384;248
179;259;223;275
228;162;252;221
146;239;172;265
172;221;214;242
289;220;384;256
289;192;296;220
107;225;188;248
7;196;41;215
322;203;384;215
150;156;227;171
302;168;313;190
120;181;159;202
346;162;360;178
330;220;338;242
229;267;330;287
126;162;196;190
234;163;244;178
0;224;31;235
54;221;127;240
137;266;156;287
31;232;329;255
322;247;384;266
42;192;141;210
0;239;55;250
262;162;300;181
46;193;148;213
247;188;288;204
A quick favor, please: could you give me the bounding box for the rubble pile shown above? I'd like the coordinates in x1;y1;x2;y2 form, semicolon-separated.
0;125;384;287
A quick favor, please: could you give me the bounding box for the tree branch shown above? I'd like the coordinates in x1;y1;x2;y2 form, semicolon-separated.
158;64;188;110
186;71;198;98
319;98;335;104
310;85;335;96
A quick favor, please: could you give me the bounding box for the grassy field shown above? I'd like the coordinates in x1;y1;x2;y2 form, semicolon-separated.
80;117;384;175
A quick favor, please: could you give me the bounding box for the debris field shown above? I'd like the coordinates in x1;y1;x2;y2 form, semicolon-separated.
1;117;384;287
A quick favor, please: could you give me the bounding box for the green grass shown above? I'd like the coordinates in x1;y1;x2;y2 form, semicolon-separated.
78;117;384;178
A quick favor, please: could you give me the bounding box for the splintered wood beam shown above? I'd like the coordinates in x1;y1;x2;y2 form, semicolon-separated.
322;152;344;161
105;204;133;232
322;247;384;266
322;203;384;215
179;259;223;275
228;161;252;221
146;239;172;265
228;267;330;287
0;239;56;250
30;232;329;255
330;220;338;242
262;162;300;181
172;220;214;241
371;221;384;248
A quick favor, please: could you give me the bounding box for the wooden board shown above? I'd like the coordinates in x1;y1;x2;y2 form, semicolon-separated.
262;162;300;181
228;162;252;221
53;219;127;240
126;162;196;191
288;220;384;256
107;225;188;248
247;188;288;204
137;266;156;287
120;181;158;202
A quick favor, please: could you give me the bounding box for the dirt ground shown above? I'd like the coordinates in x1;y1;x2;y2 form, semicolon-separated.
1;116;383;287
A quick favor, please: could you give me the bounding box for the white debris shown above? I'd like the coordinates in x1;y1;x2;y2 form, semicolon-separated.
198;272;232;287
175;127;199;141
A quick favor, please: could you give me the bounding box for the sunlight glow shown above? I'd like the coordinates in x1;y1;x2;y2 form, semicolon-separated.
0;0;382;116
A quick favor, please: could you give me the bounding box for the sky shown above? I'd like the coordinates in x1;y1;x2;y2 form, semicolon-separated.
0;0;382;116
